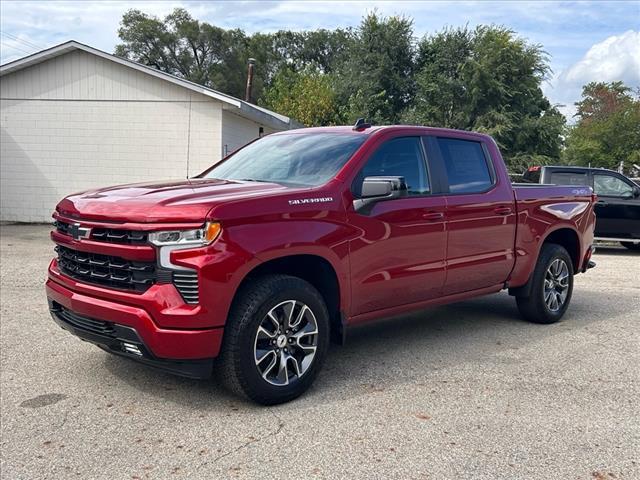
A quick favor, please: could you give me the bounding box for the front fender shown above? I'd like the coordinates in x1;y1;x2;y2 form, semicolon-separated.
229;218;352;316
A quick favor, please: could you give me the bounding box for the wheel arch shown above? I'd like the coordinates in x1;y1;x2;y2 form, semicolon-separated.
541;227;581;272
231;254;345;343
509;226;581;298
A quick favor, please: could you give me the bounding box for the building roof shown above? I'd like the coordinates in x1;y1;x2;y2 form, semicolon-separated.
0;40;298;130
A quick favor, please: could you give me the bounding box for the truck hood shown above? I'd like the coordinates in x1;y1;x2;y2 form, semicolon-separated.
56;178;293;223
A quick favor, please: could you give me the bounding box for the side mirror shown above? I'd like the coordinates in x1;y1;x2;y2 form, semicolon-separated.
633;186;640;198
353;176;407;212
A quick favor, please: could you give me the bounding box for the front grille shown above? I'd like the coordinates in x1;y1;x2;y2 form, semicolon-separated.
55;221;148;245
91;228;148;245
55;220;72;236
56;245;156;292
52;303;116;338
172;271;199;304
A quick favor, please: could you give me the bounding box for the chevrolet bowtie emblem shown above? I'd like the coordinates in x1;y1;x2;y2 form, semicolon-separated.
70;223;91;240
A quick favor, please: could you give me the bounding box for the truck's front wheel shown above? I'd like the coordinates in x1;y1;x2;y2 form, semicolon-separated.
218;274;330;405
516;243;574;324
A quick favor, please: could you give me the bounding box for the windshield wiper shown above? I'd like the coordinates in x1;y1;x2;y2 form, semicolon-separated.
236;178;298;187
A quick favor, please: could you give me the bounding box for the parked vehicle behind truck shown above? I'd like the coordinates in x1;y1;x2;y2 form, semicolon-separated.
523;165;640;250
47;124;596;404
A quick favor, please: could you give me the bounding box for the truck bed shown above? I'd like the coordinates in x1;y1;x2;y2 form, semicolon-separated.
512;183;593;201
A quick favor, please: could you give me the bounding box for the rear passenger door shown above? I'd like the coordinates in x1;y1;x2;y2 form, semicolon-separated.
426;136;517;295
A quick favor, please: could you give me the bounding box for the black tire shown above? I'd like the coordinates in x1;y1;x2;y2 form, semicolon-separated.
516;243;574;324
218;274;330;405
621;241;640;251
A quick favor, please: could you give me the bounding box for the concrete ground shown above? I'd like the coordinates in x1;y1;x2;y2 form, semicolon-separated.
1;224;638;480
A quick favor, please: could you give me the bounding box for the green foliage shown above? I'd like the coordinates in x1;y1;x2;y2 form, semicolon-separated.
260;68;342;126
334;13;416;124
116;9;350;102
116;8;250;98
260;12;416;125
116;8;640;173
564;82;640;170
404;25;565;167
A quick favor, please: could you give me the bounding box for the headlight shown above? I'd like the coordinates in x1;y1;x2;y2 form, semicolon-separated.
148;222;221;246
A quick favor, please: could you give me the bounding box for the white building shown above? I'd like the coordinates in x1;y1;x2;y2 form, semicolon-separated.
0;41;297;222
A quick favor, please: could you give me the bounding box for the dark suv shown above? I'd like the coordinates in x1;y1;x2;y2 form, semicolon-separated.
523;166;640;250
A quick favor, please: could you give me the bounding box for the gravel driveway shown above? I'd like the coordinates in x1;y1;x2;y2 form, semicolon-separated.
1;224;638;479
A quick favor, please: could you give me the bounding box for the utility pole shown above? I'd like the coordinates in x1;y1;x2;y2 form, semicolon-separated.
245;58;256;103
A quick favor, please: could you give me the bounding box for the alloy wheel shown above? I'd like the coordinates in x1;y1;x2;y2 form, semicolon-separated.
543;258;570;312
253;300;318;386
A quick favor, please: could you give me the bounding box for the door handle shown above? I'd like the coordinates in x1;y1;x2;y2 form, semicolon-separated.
494;206;512;215
422;211;444;221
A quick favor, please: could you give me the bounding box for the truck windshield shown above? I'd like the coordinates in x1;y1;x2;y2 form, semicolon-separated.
203;132;366;187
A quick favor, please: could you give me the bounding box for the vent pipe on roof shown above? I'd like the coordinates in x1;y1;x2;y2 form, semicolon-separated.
245;58;256;103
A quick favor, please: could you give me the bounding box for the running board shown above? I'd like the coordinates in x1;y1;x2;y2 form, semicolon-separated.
595;237;640;244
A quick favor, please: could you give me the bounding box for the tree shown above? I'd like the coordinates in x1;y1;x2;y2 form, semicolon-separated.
409;27;474;128
115;9;251;98
114;7;570;154
575;81;633;122
268;29;352;74
260;68;342;126
564;82;640;171
335;13;415;124
404;26;565;167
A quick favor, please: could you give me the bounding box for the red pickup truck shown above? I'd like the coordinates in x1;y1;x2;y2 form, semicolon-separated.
47;124;596;404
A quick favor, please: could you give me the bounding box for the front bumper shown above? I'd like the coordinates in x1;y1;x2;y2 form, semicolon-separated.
49;300;214;379
46;277;224;378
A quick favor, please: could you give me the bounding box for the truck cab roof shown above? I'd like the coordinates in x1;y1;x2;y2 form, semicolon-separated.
273;125;495;142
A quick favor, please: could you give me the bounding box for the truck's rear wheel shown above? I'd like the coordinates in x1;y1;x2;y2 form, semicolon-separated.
516;243;574;324
218;274;330;405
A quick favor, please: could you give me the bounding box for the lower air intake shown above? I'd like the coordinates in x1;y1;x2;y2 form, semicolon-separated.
173;271;199;304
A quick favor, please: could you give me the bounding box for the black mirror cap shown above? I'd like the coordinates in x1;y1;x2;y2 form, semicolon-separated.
633;186;640;198
361;176;407;198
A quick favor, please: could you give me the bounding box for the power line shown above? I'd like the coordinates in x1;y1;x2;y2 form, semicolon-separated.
1;33;38;52
0;41;34;56
1;31;44;50
3;31;42;47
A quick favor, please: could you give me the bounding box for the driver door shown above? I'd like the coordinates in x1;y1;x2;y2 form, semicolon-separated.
347;136;447;317
593;172;640;239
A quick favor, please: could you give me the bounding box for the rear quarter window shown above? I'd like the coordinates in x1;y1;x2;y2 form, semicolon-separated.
437;138;493;194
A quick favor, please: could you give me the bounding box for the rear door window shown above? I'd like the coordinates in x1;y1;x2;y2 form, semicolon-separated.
437;138;493;193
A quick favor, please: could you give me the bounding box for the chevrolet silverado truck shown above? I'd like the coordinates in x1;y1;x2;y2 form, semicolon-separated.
47;124;596;405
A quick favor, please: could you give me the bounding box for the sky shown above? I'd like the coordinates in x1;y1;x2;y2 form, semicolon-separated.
1;0;639;120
